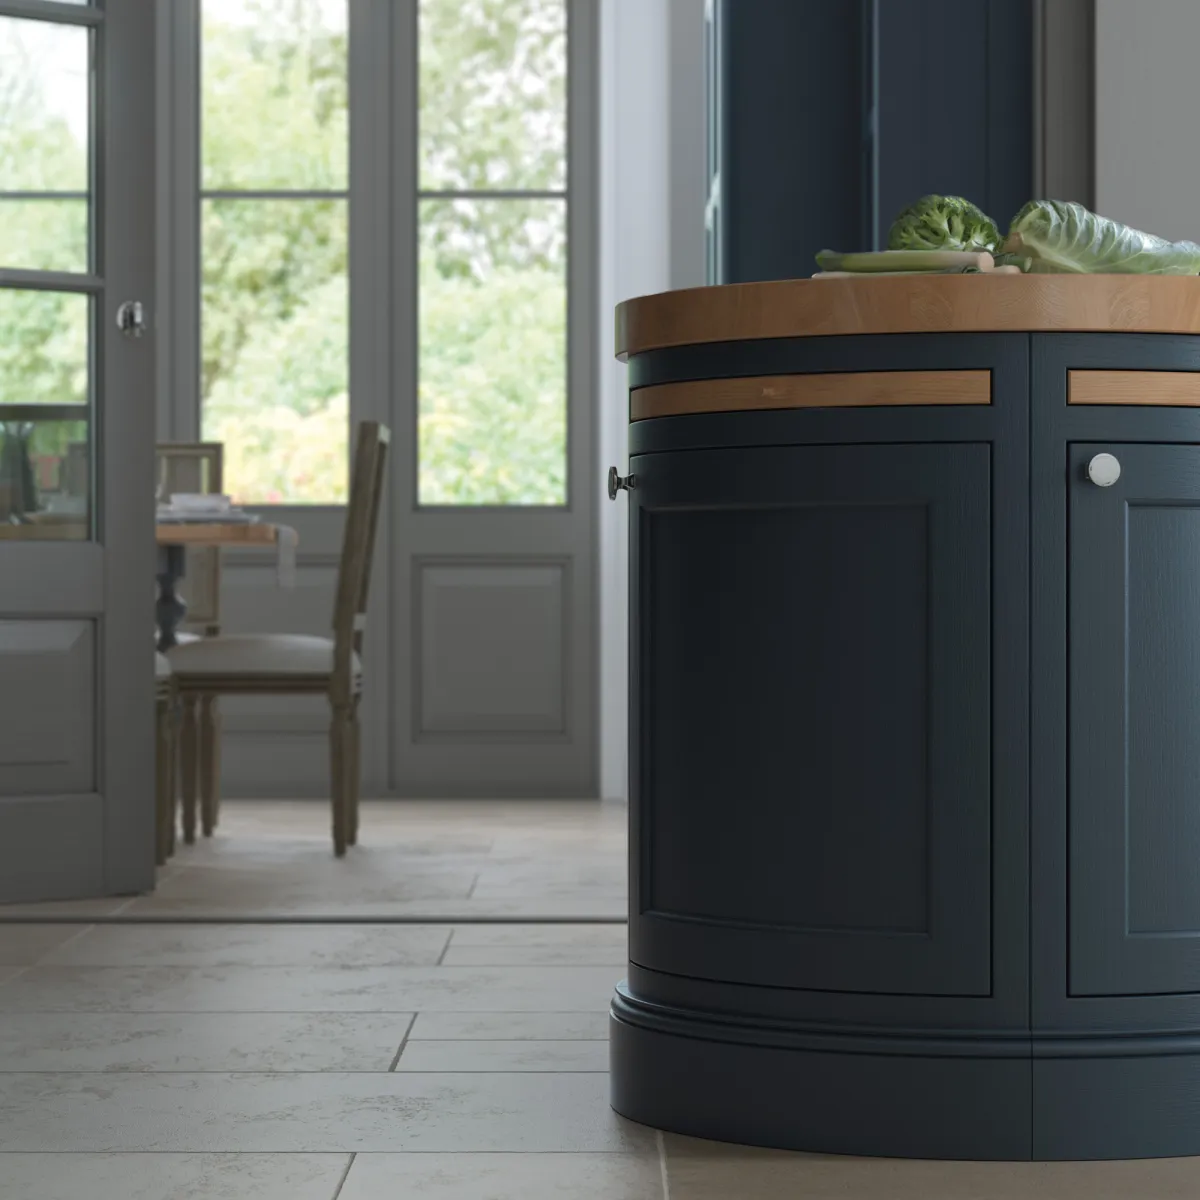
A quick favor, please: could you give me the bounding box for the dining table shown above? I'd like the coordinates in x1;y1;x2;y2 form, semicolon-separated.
155;520;296;651
0;513;298;652
0;515;298;651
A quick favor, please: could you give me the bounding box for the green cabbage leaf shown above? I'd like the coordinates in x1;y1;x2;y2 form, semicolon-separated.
1004;200;1200;274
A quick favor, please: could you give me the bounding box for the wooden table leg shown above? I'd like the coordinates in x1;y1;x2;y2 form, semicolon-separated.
156;544;188;651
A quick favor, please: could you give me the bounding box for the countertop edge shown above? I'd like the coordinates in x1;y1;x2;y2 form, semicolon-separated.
614;275;1200;359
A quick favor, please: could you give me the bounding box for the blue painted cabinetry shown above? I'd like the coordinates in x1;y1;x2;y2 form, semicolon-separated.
707;0;1033;282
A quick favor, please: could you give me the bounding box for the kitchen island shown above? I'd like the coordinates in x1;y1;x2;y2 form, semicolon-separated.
610;275;1200;1160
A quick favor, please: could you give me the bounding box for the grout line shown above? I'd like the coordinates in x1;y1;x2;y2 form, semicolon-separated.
387;1012;418;1072
0;1071;611;1076
330;1152;356;1199
657;1129;671;1199
0;1150;632;1155
0;916;627;926
35;923;95;965
0;1009;613;1017
436;929;455;965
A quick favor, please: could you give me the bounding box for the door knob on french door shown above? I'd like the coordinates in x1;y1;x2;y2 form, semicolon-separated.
1087;453;1121;487
608;466;636;500
116;300;147;339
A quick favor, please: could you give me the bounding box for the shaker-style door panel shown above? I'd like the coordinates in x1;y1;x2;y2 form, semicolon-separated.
630;443;993;995
1070;443;1200;996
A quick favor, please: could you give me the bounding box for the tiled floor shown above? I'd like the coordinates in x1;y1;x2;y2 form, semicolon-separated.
4;803;1200;1196
0;800;628;922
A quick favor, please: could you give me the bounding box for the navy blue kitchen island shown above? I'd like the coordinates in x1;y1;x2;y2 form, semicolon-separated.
609;274;1200;1160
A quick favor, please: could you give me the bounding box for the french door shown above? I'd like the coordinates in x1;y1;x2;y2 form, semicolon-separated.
386;0;598;796
0;0;156;902
161;0;597;798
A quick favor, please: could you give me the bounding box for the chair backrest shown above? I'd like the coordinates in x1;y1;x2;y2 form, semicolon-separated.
157;442;223;498
330;421;390;700
156;442;225;633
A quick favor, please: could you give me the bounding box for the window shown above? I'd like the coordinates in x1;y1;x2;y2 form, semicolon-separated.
0;15;91;534
200;0;349;504
418;0;568;506
171;0;579;511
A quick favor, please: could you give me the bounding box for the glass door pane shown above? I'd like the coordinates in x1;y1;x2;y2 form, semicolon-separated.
0;16;90;272
418;197;566;505
0;11;93;542
199;0;350;505
416;0;568;507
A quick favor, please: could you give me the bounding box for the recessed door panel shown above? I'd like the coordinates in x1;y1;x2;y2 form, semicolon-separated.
631;443;993;995
1070;443;1200;995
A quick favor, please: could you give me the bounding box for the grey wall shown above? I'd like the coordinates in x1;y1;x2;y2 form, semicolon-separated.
1095;0;1198;239
668;0;708;292
598;0;707;802
1035;0;1094;205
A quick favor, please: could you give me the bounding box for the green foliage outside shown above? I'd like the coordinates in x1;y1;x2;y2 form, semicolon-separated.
201;0;568;505
0;19;90;468
0;0;567;508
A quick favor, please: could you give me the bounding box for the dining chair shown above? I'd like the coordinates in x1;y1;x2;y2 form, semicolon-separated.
156;442;225;837
155;652;178;866
167;421;389;856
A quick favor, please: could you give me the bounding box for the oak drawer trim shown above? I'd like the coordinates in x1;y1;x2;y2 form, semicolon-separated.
630;370;991;421
1069;370;1200;407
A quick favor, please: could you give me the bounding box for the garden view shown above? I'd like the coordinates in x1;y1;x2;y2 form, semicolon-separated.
0;0;567;508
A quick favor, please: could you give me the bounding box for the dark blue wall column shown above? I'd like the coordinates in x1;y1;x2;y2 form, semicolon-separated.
709;0;1033;283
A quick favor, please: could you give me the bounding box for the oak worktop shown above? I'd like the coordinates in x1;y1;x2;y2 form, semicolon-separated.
615;274;1200;359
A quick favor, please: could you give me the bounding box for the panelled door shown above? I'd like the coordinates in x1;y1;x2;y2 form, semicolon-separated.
0;0;156;903
385;0;597;797
1069;442;1200;995
629;443;994;995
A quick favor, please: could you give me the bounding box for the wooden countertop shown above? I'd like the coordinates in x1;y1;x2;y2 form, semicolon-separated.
615;275;1200;359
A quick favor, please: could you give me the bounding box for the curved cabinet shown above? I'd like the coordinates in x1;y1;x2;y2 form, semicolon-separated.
1069;443;1200;998
612;282;1200;1161
630;443;992;996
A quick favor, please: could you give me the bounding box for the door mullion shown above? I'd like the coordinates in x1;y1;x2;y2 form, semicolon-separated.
166;0;200;443
388;0;419;792
350;0;396;796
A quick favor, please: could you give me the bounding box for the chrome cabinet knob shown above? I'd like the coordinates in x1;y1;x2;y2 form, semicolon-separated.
1087;453;1121;487
607;466;636;500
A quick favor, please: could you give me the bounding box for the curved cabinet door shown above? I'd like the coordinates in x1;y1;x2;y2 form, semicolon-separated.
1070;443;1200;996
629;443;992;995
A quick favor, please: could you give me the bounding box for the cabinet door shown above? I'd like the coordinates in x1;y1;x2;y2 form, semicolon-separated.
1070;444;1200;995
631;444;992;995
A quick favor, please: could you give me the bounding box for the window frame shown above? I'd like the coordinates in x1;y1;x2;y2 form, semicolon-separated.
157;0;590;543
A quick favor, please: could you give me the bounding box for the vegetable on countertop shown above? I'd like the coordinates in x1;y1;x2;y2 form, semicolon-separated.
813;267;988;278
814;249;994;274
887;195;1001;254
992;252;1033;272
1003;200;1200;275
